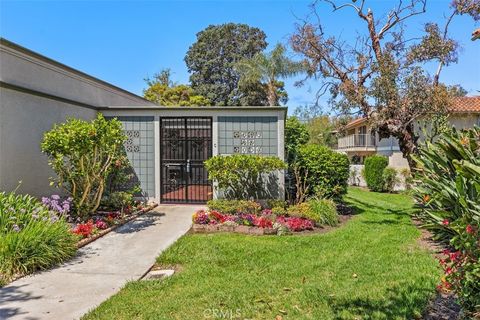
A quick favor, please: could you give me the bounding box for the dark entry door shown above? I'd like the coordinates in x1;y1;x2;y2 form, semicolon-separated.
160;118;213;203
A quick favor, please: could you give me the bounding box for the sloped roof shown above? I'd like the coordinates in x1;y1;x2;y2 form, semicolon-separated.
344;96;480;129
449;96;480;113
345;117;367;130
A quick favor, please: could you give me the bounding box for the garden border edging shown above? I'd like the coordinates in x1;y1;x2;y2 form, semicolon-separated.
77;203;158;248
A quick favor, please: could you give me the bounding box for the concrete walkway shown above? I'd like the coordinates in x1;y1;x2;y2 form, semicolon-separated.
0;205;201;320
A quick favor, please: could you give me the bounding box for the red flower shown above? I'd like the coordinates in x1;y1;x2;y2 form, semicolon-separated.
254;216;273;228
442;219;449;226
466;224;475;234
72;220;95;238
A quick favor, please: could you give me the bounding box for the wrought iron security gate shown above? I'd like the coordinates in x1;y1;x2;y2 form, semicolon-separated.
160;118;213;203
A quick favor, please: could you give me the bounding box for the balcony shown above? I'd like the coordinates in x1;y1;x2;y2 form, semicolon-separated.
337;134;376;151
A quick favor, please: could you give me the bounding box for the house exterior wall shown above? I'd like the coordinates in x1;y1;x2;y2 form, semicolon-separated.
0;87;98;196
101;108;286;202
0;39;153;197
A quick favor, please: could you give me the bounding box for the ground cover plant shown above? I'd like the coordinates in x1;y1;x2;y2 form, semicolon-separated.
0;191;78;286
83;188;440;320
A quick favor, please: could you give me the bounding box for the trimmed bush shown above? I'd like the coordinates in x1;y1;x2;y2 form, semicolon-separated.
287;199;338;226
295;145;349;199
204;154;286;200
206;199;261;215
364;155;388;192
0;191;78;285
382;167;398;193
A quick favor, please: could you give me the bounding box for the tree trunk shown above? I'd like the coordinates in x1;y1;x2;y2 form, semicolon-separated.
267;81;277;106
377;123;418;170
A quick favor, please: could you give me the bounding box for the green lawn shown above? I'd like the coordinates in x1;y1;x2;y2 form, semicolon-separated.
83;188;440;320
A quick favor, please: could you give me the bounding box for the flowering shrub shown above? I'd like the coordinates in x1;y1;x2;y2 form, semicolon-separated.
437;223;480;313
191;209;315;232
192;210;210;224
42;195;72;217
95;219;108;230
0;191;77;284
105;212;121;225
277;216;314;231
414;127;480;314
72;220;95;238
254;216;273;228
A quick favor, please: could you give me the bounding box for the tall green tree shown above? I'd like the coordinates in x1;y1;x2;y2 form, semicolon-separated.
184;23;268;106
236;44;305;106
285;116;310;164
291;0;476;168
143;69;210;106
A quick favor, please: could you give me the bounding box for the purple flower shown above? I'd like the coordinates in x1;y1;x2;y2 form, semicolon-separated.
12;224;21;232
51;194;60;200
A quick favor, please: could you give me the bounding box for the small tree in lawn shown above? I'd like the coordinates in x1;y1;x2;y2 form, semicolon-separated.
41;114;126;219
291;0;479;168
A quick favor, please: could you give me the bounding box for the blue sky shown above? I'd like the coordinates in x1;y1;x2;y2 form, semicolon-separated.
1;0;479;113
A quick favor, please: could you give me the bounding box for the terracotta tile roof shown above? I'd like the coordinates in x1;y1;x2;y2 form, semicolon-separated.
344;96;480;128
450;96;480;113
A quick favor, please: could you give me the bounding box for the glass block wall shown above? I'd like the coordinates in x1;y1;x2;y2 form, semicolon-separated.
218;116;278;156
109;116;155;198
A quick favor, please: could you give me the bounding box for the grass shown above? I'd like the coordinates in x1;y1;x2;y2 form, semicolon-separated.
83;188;440;320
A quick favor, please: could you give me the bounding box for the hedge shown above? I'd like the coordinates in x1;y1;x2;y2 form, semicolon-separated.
364;155;389;192
295;145;350;199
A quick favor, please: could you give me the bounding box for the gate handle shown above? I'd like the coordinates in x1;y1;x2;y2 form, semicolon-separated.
186;159;191;173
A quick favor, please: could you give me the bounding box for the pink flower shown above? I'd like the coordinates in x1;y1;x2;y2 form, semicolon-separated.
442;219;449;226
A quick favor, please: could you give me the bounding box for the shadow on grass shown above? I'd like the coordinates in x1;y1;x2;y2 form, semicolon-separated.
327;282;433;319
345;196;413;216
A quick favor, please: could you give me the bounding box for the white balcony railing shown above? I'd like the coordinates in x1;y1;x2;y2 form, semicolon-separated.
337;134;376;149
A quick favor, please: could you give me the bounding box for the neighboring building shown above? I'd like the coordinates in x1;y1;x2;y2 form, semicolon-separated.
337;96;480;167
0;38;286;203
336;97;480;187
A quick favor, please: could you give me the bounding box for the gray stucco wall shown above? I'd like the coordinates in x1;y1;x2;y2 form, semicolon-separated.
0;87;97;196
0;39;154;197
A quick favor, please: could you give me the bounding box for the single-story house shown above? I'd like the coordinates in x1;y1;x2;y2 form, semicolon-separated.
0;38;286;203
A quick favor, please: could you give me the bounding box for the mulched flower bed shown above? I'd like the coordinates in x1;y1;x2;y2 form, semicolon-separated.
191;209;353;236
74;203;158;248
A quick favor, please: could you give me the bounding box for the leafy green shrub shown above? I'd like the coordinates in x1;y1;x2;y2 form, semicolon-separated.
287;199;338;226
204;154;286;200
206;199;261;214
294;145;349;199
100;191;134;211
0;191;77;285
271;206;287;216
41;114;126;219
266;199;287;209
382;167;398;193
285;116;309;164
364;155;389;192
413;127;480;314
